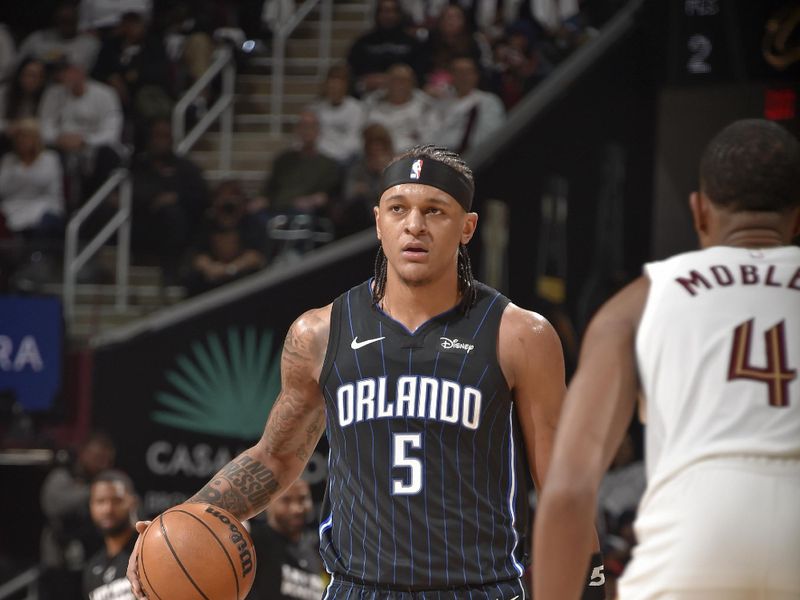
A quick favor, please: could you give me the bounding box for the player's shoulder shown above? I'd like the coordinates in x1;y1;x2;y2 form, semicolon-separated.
497;303;564;389
500;302;557;340
291;304;333;342
285;304;334;379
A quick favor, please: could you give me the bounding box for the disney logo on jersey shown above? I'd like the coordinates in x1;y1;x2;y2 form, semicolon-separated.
439;337;475;354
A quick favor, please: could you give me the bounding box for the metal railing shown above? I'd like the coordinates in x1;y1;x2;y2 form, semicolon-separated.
0;567;40;600
62;46;236;323
172;45;236;169
63;169;131;320
270;0;333;134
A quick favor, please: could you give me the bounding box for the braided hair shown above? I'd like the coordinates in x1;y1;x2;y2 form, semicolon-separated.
372;145;477;313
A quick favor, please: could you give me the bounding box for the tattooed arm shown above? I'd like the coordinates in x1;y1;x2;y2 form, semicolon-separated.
187;305;330;516
128;305;330;598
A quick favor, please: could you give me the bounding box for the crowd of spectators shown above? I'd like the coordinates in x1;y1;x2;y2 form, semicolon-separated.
0;0;599;296
0;0;220;292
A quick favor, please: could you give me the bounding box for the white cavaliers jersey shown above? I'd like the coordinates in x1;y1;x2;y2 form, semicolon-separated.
636;245;800;492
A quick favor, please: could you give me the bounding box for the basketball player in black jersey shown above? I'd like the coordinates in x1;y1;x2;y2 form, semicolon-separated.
128;145;604;599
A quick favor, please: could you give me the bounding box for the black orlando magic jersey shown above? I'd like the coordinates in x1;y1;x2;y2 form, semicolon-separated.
318;280;532;589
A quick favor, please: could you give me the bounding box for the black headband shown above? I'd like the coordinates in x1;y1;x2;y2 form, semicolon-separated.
380;157;474;211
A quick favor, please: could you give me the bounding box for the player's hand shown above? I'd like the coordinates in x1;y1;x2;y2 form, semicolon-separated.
127;520;151;598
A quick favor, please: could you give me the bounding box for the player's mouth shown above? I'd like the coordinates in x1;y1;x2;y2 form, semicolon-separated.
401;243;428;260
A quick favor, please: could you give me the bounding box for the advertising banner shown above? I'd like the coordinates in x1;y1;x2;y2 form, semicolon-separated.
0;295;63;412
92;241;376;518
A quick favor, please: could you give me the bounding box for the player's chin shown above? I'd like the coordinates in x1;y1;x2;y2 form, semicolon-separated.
397;266;434;287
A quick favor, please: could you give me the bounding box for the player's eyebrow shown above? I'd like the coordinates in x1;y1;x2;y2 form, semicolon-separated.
383;194;454;206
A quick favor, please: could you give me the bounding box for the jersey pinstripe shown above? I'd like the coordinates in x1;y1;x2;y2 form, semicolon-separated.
318;280;531;589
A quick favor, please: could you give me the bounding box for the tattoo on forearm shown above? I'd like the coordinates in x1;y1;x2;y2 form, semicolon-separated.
294;407;325;461
188;454;279;516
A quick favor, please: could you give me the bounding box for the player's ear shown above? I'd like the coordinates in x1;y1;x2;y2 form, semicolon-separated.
689;191;708;237
374;205;382;240
461;212;478;244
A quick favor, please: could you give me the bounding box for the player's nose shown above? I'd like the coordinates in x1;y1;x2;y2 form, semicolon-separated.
404;208;426;234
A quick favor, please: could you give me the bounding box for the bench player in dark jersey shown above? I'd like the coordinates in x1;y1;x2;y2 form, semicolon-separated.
128;145;604;598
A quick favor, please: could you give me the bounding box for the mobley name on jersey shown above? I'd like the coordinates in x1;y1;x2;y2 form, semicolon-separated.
675;260;800;296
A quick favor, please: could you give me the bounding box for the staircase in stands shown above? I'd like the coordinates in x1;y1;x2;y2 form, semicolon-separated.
59;0;371;343
192;1;371;197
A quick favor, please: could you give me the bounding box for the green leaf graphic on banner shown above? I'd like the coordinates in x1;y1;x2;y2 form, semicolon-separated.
152;327;281;440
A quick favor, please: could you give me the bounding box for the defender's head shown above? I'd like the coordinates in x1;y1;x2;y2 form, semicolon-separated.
691;119;800;246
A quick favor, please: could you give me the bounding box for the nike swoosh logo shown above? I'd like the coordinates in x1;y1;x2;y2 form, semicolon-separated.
350;336;386;350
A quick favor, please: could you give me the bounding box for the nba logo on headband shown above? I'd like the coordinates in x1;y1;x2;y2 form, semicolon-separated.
409;159;423;179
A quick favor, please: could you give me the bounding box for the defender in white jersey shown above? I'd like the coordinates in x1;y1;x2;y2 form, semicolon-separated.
533;118;800;600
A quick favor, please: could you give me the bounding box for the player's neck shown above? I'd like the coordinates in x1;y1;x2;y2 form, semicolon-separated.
381;274;461;332
711;209;797;249
720;229;787;248
104;527;134;558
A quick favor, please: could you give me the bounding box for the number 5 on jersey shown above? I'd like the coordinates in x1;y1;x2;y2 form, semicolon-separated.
728;319;796;407
392;433;422;495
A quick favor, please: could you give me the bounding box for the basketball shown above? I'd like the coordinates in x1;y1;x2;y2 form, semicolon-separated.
138;503;257;600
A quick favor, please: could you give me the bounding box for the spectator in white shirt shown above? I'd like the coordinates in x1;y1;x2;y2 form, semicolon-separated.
17;2;100;72
426;55;504;153
39;62;123;204
364;63;433;152
311;65;365;165
40;62;123;152
0;118;64;238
